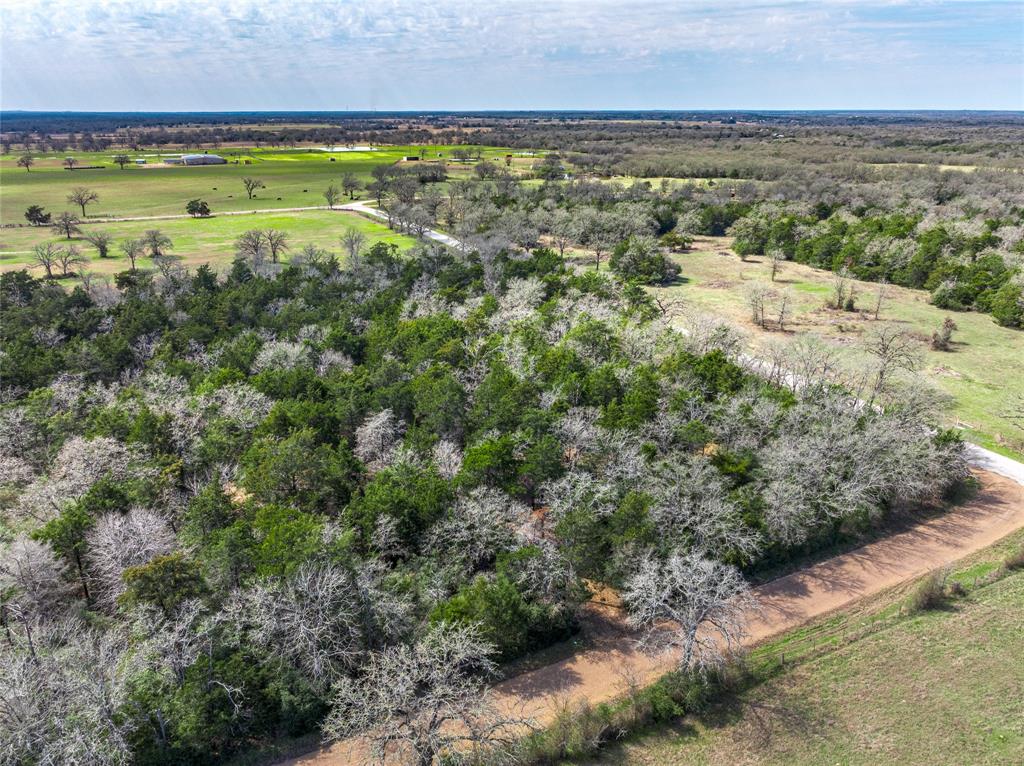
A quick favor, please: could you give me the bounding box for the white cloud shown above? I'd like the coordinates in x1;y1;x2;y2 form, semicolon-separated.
1;0;1020;109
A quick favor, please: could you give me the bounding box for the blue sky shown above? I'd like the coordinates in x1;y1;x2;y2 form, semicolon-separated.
2;0;1022;111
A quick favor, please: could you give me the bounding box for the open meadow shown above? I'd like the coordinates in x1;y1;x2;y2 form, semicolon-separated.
0;209;416;277
0;143;516;225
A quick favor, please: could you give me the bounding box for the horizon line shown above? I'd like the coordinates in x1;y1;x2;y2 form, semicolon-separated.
4;108;1024;115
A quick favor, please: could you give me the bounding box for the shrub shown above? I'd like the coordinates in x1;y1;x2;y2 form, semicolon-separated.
430;574;575;661
1003;544;1024;571
931;317;958;351
991;281;1024;328
610;235;681;285
907;569;948;613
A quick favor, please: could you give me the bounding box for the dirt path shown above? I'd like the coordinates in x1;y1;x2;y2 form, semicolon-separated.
285;469;1024;765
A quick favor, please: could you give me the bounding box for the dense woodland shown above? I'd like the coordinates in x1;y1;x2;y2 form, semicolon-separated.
1;226;967;763
0;111;1012;765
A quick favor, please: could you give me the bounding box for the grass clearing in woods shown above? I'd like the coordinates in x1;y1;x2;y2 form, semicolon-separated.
647;237;1024;461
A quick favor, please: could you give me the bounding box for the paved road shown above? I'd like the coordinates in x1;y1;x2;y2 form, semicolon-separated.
965;444;1024;485
340;200;465;249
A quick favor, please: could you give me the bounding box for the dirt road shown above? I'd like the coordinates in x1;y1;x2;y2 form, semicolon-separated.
285;469;1024;765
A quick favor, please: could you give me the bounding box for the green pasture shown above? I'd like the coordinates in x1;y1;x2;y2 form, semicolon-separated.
0;209;416;278
650;239;1024;458
0;144;513;225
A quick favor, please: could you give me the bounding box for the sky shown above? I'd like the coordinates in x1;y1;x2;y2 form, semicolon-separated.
1;0;1022;111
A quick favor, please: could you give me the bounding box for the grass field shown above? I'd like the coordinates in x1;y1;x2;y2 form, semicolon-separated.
649;238;1024;459
0;144;516;225
583;530;1024;766
0;209;416;277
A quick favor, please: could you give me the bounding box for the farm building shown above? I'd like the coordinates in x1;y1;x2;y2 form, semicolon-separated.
182;154;227;165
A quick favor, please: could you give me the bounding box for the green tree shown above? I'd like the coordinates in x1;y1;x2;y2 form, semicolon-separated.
250;504;322;577
241;429;361;514
431;574;573;661
991;282;1024;328
122;552;207;616
610;235;681;285
33;504;95;604
24;204;51;226
346;464;452;550
186;199;211;217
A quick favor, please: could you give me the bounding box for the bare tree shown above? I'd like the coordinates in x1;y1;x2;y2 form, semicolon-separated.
775;287;793;331
340;227;367;261
51;211;81;239
432;439;463;480
67;187;99;217
17;154;34;172
354;409;404;473
297;243;338;272
745;283;772;328
767;247;785;282
323;622;531;766
233;562;364;688
644;458;761;561
84;230;114;258
120;238;145;271
264;229;289;263
830;267;854;310
15;436;145;525
113;154;130;170
63;157;78;170
550;209;579;257
56;245;88;278
86;509;175;611
872;279;889;320
241;177;265;200
234;229;268;267
425;487;527;572
0;535;74;629
30;243;61;279
0;620;136;765
864;325;924;403
324;184;341;209
623;551;755;675
142;229;173;258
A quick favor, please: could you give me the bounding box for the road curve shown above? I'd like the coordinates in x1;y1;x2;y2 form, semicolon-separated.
283;468;1024;766
274;211;1024;766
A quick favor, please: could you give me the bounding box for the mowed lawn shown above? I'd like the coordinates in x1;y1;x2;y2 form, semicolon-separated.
0;144;514;225
585;535;1024;766
0;210;416;278
652;238;1024;459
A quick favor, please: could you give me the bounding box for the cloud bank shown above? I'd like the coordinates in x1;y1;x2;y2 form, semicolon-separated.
2;0;1021;110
